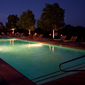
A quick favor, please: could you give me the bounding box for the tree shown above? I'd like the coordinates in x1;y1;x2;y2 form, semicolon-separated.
0;22;5;34
6;14;19;31
16;9;36;35
0;22;5;30
37;3;65;39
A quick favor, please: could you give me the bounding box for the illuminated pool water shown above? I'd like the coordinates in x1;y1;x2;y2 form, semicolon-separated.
0;37;85;80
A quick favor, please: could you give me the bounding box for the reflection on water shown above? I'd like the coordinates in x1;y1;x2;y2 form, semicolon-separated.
28;43;30;48
49;46;55;53
28;43;43;48
10;39;14;45
49;46;51;51
0;39;17;45
0;48;3;51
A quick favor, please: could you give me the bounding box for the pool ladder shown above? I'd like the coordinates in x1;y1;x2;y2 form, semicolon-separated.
32;55;85;85
59;55;85;72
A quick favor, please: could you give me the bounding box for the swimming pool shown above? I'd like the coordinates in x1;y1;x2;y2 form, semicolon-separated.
0;37;85;84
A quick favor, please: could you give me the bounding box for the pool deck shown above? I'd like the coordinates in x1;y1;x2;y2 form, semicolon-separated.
0;58;36;85
0;35;85;85
43;71;85;85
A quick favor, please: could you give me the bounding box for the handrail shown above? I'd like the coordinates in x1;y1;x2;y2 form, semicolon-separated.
59;55;85;72
32;55;85;84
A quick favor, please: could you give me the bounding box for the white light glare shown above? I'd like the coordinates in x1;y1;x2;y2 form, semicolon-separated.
28;43;43;47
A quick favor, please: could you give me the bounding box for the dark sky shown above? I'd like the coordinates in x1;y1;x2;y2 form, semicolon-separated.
0;0;85;27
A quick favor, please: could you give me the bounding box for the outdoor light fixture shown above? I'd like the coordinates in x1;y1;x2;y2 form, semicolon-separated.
49;34;51;36
61;34;63;36
11;28;15;34
35;33;37;36
29;30;31;35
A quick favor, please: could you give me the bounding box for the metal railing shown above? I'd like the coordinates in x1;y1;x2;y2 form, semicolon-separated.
32;55;85;84
59;55;85;72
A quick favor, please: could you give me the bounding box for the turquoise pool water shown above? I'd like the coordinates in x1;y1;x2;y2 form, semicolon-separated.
0;37;85;80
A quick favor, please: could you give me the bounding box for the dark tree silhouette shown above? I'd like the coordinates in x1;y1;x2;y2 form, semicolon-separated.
6;14;19;31
16;9;36;35
37;3;65;38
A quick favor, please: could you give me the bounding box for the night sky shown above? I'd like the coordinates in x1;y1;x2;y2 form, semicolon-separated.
0;0;85;27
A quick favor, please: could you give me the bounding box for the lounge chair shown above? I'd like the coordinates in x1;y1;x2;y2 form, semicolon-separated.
54;35;66;41
15;32;21;36
80;42;85;44
38;34;43;40
33;34;43;41
64;36;78;42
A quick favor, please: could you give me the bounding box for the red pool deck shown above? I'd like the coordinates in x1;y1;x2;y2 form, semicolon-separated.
43;71;85;85
0;58;36;85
